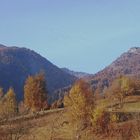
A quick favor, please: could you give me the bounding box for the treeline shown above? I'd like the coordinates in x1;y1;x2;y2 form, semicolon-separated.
0;71;140;133
0;72;48;119
63;75;140;138
0;71;140;138
105;76;140;108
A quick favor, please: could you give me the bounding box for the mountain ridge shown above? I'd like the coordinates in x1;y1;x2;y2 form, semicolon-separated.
88;47;140;92
61;67;93;78
0;45;76;101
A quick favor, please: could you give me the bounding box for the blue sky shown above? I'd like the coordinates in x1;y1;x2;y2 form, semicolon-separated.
0;0;140;73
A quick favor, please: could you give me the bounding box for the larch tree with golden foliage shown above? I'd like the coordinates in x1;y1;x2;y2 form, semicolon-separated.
24;72;48;112
108;76;133;108
0;87;3;99
4;87;17;117
64;80;95;123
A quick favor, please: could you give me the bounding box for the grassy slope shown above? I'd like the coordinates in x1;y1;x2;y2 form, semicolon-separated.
21;110;95;140
106;96;140;112
19;96;140;140
0;96;140;140
20;109;74;140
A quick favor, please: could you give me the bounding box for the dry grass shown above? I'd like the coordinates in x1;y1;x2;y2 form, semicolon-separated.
21;110;96;140
20;110;75;140
0;111;140;140
1;96;140;140
106;95;140;112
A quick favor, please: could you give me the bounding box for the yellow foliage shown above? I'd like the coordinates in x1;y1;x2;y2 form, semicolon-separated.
91;106;105;126
64;80;94;122
107;76;135;108
24;72;47;112
4;87;17;116
91;105;110;133
0;87;17;118
110;113;119;123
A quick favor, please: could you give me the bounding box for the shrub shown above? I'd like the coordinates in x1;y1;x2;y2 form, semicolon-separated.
110;113;119;123
91;106;110;134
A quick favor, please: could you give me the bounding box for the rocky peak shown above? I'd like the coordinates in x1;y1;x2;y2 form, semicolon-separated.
88;47;140;93
128;47;140;54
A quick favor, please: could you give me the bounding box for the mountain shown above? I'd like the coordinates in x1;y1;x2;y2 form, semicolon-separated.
0;44;7;48
88;47;140;92
61;68;93;78
0;45;76;101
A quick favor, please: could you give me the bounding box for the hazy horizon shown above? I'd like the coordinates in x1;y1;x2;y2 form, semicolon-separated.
0;0;140;73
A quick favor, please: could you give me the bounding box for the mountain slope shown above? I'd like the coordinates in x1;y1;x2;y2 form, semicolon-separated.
61;68;92;78
0;45;76;101
89;47;140;91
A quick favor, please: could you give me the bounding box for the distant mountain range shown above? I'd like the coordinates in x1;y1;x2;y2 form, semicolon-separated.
0;44;76;101
88;47;140;92
0;44;140;101
61;68;93;78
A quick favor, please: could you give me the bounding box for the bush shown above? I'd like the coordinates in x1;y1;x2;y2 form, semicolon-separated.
110;113;119;123
91;106;110;134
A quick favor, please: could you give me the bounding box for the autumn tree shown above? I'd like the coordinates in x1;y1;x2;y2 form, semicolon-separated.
0;87;3;99
91;105;110;134
108;76;133;108
129;77;140;95
24;72;48;112
64;80;94;123
0;87;18;118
